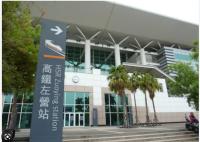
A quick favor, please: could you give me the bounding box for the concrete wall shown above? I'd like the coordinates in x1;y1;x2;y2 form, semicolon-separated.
133;107;199;123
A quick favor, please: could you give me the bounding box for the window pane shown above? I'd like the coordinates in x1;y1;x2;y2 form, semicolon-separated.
65;92;75;105
118;96;123;105
119;113;124;125
85;93;89;104
75;92;84;104
16;113;20;128
75;114;79;126
75;105;84;112
65;105;74;112
110;94;117;105
104;93;132;127
4;95;12;103
16;95;23;103
105;94;109;105
23;94;33;103
84;105;89;112
22;104;32;112
65;114;69;126
105;106;110;112
20;113;32;128
10;104;22;113
3;104;10;112
85;113;89;126
16;104;22;112
7;113;21;128
110;106;117;112
2;113;8;129
111;113;117;126
70;113;74;126
106;113;110;126
118;106;124;112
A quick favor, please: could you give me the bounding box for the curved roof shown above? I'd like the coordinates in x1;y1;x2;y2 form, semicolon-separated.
28;1;198;47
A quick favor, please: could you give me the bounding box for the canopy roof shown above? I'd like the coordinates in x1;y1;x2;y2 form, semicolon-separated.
28;1;198;48
123;62;175;81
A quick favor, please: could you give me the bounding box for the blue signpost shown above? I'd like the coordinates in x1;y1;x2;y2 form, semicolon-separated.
30;19;66;142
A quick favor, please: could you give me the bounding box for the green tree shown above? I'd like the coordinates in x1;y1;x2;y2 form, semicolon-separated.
191;41;199;61
139;73;151;123
2;1;41;129
146;74;161;123
167;62;199;110
128;72;140;124
107;65;129;127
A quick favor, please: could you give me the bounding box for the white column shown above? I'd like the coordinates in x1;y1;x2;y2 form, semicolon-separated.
140;48;146;65
93;86;102;106
114;44;121;66
85;40;91;73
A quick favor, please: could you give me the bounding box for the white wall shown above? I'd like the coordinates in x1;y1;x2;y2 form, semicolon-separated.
64;69;195;112
131;79;194;112
65;69;108;106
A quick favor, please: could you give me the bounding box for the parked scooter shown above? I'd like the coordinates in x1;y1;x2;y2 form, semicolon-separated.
185;113;199;133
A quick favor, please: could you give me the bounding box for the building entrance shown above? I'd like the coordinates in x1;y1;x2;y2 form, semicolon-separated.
64;113;84;127
63;92;90;127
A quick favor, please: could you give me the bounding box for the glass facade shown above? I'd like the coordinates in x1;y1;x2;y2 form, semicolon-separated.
175;53;191;61
3;93;135;128
174;51;197;71
65;46;85;73
2;92;90;128
64;92;90;127
2;94;33;129
65;46;115;74
65;46;132;74
91;48;115;74
105;93;133;126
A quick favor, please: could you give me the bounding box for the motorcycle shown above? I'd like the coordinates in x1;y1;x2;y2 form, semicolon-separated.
185;114;199;133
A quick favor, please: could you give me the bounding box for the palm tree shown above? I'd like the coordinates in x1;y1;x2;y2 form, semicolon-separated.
107;65;129;127
147;75;161;123
139;73;151;123
128;72;140;124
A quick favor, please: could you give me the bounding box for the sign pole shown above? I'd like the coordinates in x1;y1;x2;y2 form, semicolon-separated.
30;19;66;142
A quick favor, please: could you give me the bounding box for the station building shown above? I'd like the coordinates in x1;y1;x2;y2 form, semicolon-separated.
2;1;199;128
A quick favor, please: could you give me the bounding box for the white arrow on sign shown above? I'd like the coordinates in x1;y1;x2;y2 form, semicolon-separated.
50;26;63;35
45;40;64;56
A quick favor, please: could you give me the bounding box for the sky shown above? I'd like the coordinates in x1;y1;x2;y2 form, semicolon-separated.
106;0;199;25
